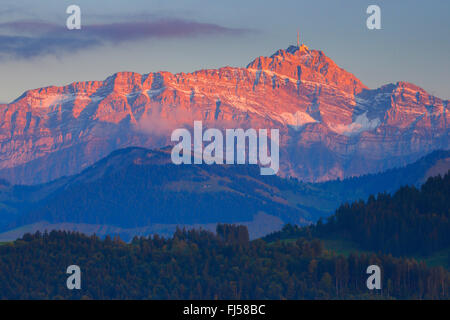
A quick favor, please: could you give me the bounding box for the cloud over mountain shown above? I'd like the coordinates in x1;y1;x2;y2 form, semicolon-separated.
0;18;250;60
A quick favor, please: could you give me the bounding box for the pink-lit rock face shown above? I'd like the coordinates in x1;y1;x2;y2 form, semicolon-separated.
0;46;448;184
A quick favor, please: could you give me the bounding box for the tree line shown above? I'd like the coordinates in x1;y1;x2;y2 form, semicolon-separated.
266;171;450;257
0;226;448;299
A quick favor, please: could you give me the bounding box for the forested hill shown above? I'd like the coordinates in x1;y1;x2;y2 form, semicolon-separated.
0;227;448;300
312;149;450;203
1;172;449;299
0;148;448;242
265;171;450;258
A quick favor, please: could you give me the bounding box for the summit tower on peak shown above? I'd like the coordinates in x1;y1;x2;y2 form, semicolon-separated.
296;30;308;50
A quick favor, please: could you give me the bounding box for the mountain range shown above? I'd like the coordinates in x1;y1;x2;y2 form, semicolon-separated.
0;44;448;184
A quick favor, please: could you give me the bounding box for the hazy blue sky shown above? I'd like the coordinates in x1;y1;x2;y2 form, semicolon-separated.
0;0;449;103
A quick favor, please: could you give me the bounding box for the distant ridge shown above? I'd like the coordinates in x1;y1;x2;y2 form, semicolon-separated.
0;147;448;242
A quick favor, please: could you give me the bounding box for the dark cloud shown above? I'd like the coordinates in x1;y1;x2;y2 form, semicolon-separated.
0;20;58;33
84;20;247;41
0;35;97;59
0;18;251;60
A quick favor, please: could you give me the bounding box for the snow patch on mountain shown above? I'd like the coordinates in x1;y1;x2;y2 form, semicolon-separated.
280;111;318;129
329;112;380;136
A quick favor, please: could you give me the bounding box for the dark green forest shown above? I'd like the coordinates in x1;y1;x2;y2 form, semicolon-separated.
0;169;449;300
0;225;448;300
265;171;450;258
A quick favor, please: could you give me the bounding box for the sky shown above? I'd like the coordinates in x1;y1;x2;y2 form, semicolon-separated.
0;0;449;103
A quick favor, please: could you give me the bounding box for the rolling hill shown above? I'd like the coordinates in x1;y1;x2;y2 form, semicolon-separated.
0;147;448;241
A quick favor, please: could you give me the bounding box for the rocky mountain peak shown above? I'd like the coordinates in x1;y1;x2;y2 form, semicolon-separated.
246;45;367;95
